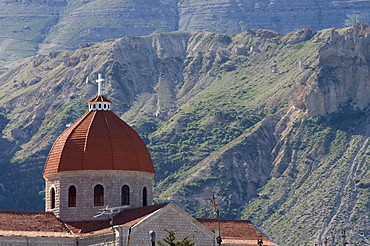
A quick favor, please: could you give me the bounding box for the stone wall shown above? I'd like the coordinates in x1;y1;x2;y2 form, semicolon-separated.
0;236;75;246
44;170;154;222
78;233;116;246
0;234;116;246
120;204;215;246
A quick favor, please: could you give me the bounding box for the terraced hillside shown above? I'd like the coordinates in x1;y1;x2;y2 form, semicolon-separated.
3;0;370;62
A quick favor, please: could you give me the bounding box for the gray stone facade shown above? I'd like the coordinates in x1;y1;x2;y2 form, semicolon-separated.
0;237;76;246
0;234;117;246
118;203;215;246
44;170;154;222
0;203;216;246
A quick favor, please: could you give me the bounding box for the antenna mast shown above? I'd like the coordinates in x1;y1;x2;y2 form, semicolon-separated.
93;205;127;228
212;194;222;246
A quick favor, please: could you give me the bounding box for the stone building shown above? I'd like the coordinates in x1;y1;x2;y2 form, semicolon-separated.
0;75;278;246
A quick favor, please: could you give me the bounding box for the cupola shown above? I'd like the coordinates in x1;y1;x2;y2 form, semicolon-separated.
43;74;155;222
87;74;112;111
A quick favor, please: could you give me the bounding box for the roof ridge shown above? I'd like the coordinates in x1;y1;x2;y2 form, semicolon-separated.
102;111;115;169
108;111;140;170
83;111;97;170
0;210;54;214
197;218;252;222
88;95;112;103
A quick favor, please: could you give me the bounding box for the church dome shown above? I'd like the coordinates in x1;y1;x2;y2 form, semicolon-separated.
43;92;154;176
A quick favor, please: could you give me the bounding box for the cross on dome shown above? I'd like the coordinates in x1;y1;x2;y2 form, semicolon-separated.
87;74;112;111
96;73;104;96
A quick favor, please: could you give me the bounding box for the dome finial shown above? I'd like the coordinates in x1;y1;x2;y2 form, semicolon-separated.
96;74;104;96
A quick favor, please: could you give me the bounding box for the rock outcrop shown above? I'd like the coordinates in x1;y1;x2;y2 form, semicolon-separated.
1;25;370;245
4;0;370;60
304;23;370;116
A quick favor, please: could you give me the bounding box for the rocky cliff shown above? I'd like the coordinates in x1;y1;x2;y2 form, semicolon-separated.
1;25;370;245
305;25;370;117
4;0;370;61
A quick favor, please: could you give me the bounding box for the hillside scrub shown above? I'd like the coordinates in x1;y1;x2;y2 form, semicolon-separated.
1;25;370;244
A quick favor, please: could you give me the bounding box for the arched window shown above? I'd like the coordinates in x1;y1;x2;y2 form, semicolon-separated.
142;187;148;206
94;185;104;206
68;186;76;207
121;185;130;205
50;188;55;209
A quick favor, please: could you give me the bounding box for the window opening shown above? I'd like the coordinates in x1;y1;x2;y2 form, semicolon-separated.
51;188;56;209
142;187;148;206
68;186;76;207
121;185;130;205
94;185;104;206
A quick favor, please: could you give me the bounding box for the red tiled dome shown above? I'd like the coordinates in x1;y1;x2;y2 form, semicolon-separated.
43;110;155;175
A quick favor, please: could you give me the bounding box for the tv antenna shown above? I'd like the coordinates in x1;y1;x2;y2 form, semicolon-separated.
93;205;128;227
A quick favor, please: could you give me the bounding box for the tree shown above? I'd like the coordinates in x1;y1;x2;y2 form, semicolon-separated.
157;229;195;246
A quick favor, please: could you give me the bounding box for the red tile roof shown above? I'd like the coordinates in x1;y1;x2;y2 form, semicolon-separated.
0;204;169;238
112;203;168;226
65;203;169;233
197;218;278;246
0;210;72;237
88;95;112;103
43;109;155;175
0;205;278;245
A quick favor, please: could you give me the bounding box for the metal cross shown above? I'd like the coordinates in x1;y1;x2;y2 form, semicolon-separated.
96;73;104;96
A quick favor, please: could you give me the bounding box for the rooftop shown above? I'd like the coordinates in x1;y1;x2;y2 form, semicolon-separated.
43;109;155;175
0;204;168;238
0;205;278;245
197;218;278;246
88;95;112;103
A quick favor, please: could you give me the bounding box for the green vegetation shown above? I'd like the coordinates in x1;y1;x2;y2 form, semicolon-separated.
1;26;370;245
157;229;195;246
150;30;322;200
0;2;61;60
242;112;370;245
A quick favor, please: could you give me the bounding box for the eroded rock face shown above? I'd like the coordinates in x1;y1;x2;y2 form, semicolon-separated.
5;0;370;60
2;25;370;244
305;24;370;116
178;0;336;34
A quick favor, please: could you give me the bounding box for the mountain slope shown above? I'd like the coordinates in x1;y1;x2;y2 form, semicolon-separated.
4;0;370;61
1;25;370;244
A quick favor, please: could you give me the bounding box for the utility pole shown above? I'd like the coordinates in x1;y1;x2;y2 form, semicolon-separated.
215;208;222;246
212;195;222;246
